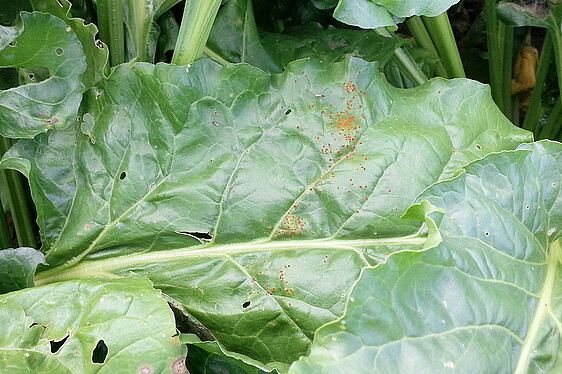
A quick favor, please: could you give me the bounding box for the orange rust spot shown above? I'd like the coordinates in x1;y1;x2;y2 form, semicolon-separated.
332;112;359;143
276;214;306;237
336;114;357;131
344;82;357;93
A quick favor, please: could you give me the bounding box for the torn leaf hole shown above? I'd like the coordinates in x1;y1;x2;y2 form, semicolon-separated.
120;172;126;180
242;301;251;308
8;41;16;47
285;109;292;115
50;333;70;353
92;339;108;364
28;74;35;81
175;231;213;242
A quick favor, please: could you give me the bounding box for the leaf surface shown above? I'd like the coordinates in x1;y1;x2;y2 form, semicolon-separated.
181;334;269;374
206;0;282;72
290;141;562;374
30;0;109;88
0;12;86;138
3;57;532;370
333;0;461;29
206;0;403;72
0;247;46;293
0;277;186;373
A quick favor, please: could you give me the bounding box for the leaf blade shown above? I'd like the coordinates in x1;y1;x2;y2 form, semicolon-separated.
0;12;86;138
0;277;186;373
290;141;562;373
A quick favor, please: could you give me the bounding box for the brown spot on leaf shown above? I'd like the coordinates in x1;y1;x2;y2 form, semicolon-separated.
138;365;153;374
171;356;188;374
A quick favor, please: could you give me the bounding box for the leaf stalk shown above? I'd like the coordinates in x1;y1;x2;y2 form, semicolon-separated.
0;137;36;248
421;13;466;78
171;0;222;66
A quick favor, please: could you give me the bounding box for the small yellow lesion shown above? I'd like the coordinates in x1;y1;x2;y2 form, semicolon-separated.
511;45;539;97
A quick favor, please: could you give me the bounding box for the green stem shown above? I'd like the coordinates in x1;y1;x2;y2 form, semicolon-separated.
523;32;552;134
0;196;12;249
537;98;562;140
203;46;230;66
171;0;222;66
501;25;514;121
0;137;36;248
421;13;465;78
373;27;428;86
550;22;562;99
405;16;448;77
128;0;152;62
485;0;504;110
96;0;125;66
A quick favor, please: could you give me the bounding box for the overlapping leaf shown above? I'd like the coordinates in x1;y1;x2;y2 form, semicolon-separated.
180;334;269;374
1;55;532;370
0;247;45;293
0;277;186;373
30;0;109;88
333;0;461;29
290;141;562;373
0;12;86;138
206;0;402;73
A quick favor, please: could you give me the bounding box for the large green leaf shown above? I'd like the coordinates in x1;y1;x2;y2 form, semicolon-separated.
1;56;531;370
206;0;282;72
206;0;402;73
30;0;109;88
0;277;186;373
333;0;461;29
260;24;404;70
0;12;86;138
290;140;562;373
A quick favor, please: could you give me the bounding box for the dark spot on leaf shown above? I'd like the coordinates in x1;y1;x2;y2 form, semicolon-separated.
50;333;70;353
92;339;108;364
476;144;482;150
484;232;490;237
8;41;16;47
170;356;188;374
120;172;126;180
285;109;292;115
242;301;251;308
55;48;64;56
